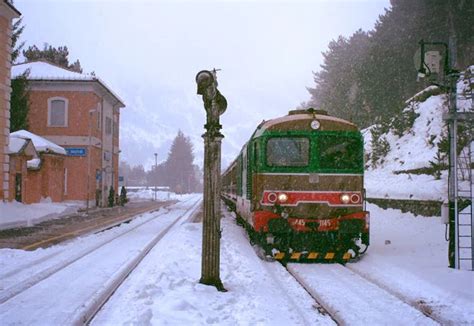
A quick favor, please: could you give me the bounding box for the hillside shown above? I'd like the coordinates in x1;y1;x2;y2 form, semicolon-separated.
363;67;473;202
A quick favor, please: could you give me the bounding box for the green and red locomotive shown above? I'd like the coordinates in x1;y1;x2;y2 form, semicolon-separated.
222;108;369;262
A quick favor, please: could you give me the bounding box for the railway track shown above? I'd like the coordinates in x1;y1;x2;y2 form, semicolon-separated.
0;201;172;250
286;263;440;325
0;196;202;325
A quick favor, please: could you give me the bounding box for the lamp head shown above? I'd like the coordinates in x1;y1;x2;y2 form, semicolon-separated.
196;70;215;95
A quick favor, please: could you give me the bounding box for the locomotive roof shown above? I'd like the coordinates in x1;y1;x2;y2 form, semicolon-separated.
252;112;357;138
222;111;358;175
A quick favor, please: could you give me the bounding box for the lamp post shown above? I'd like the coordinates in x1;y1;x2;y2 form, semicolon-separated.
154;153;158;201
416;39;474;269
196;69;227;292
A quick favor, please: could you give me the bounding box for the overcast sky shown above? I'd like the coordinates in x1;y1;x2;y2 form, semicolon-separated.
15;0;390;170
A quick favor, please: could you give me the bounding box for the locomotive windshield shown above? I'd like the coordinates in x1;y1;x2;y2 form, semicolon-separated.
266;137;309;167
317;135;363;171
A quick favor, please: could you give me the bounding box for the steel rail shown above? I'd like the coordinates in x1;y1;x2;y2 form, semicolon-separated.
78;197;202;325
286;263;439;325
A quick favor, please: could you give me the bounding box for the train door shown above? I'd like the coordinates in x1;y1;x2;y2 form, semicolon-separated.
242;148;247;198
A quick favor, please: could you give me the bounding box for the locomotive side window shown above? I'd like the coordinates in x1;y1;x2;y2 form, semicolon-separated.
317;135;363;171
266;137;309;167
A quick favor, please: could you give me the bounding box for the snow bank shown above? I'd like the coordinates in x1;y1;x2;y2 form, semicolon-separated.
126;187;189;202
363;68;473;201
0;200;82;230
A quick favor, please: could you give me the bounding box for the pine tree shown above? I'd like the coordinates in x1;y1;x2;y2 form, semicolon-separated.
306;0;473;128
23;44;83;73
119;186;128;206
165;131;196;194
11;17;25;63
108;187;115;207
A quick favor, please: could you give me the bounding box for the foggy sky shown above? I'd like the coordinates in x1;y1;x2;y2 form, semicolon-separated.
14;0;390;170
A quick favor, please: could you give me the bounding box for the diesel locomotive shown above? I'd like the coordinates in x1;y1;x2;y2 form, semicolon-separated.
222;108;369;262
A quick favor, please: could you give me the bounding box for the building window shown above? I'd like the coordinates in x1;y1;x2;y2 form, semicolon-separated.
48;97;68;127
106;117;112;135
113;116;119;137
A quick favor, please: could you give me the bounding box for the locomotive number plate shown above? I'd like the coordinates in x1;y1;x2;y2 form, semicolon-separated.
290;219;306;227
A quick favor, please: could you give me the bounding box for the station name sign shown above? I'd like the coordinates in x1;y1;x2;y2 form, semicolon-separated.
66;147;87;157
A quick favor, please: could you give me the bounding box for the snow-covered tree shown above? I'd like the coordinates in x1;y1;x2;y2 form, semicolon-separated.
165;130;196;193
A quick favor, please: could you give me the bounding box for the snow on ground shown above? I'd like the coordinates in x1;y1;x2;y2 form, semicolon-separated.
0;199;472;324
126;187;185;202
366;170;447;201
0;199;82;230
0;188;180;231
93;208;332;325
350;204;474;323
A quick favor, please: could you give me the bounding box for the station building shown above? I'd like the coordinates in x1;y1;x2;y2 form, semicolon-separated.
11;61;125;206
0;0;20;201
9;130;66;204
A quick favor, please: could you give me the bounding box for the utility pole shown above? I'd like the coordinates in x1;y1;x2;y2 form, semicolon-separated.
154;153;158;201
196;69;227;291
417;38;474;270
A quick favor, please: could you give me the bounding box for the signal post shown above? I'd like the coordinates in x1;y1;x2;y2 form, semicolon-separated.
196;69;227;291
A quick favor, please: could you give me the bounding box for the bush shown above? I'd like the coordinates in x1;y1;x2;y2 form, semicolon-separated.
108;187;115;207
119;186;128;206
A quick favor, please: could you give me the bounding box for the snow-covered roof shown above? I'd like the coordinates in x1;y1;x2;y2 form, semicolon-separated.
12;61;125;108
8;136;28;154
10;130;66;155
12;61;92;80
8;134;38;159
27;158;41;170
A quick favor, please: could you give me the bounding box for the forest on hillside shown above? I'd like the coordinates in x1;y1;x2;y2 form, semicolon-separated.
305;0;473;128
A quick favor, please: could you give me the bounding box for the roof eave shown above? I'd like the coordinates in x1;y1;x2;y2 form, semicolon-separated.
3;0;21;17
26;77;125;109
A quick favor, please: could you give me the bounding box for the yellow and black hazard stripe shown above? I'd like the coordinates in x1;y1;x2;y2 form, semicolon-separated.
273;251;353;263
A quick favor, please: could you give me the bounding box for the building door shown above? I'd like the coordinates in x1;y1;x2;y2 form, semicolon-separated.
15;173;22;202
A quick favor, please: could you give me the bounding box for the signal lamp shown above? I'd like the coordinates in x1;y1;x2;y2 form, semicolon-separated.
268;192;277;203
351;194;361;204
311;120;320;130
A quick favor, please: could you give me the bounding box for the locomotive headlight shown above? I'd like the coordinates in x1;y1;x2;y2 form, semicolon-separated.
311;120;321;130
340;194;351;204
278;193;288;203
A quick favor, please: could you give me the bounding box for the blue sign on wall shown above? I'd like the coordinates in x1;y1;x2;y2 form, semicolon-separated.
66;147;87;157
